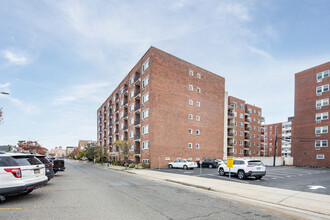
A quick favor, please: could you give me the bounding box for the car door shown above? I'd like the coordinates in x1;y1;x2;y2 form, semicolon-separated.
231;160;239;174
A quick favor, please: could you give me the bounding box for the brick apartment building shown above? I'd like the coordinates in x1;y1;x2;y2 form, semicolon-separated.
264;123;282;157
294;62;330;167
97;47;225;168
225;96;264;158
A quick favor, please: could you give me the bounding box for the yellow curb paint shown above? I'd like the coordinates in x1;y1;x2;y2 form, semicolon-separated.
0;208;22;210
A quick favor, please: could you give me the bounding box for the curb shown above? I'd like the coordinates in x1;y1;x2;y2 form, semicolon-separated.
166;179;212;191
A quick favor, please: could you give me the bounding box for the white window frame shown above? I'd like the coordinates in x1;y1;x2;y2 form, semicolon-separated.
315;126;328;134
142;92;149;104
188;114;193;120
129;131;134;139
129;76;134;86
316;154;325;159
196;101;200;107
142;108;149;120
142;58;150;74
196;87;201;93
196;143;200;149
316;70;329;81
129;103;134;112
142;140;149;150
142;125;149;135
129;117;134;125
142;159;150;164
316;112;328;121
130;90;134;98
188;143;192;149
316;84;329;94
189;128;193;134
196;115;200;121
142;75;149;88
196;129;200;135
189;99;193;105
189;85;193;91
197;73;201;79
189;70;194;76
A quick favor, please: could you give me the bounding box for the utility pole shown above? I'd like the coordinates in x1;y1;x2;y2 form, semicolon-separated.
273;127;278;166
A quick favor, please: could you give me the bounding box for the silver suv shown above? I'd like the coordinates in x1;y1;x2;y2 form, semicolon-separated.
218;159;266;179
0;152;48;200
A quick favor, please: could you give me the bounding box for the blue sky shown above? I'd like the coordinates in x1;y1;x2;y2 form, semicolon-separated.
0;0;329;150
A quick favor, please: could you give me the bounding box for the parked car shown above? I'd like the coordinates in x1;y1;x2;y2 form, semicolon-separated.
35;154;54;181
216;159;224;166
196;158;218;168
218;159;266;179
0;152;48;200
47;157;65;174
168;159;198;169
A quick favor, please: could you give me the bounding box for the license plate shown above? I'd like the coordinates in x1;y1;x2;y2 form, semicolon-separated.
34;169;40;174
257;167;261;170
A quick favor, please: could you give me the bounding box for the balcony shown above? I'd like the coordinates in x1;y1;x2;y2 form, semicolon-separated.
245;117;251;123
228;104;234;110
227;152;234;157
123;87;128;95
227;132;234;138
245;134;251;140
245;125;252;131
261;117;265;122
134;89;141;99
245;109;252;115
115;129;119;135
115;97;119;103
228;112;234;119
124;125;128;131
134;134;141;141
134;104;141;113
123;100;128;107
134;73;141;84
134;120;141;127
228;122;234;128
124;112;128;119
115;118;119;124
134;148;140;156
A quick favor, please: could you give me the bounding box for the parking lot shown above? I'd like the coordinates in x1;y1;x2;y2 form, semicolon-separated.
155;166;330;195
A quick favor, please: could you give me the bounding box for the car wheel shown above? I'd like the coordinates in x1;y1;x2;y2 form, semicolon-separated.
237;170;246;180
209;164;213;168
183;165;188;170
219;168;225;176
169;164;173;169
255;176;262;180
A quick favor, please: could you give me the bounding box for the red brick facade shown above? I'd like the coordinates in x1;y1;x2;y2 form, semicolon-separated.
227;96;264;157
294;62;330;167
264;123;282;157
97;47;225;168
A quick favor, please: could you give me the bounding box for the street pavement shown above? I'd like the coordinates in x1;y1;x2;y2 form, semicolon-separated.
0;160;287;220
155;166;330;195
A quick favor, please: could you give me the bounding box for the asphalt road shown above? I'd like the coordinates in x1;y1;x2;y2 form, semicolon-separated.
156;166;330;195
0;160;287;220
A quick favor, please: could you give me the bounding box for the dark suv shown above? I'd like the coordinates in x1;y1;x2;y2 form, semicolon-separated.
196;158;218;168
47;157;65;174
35;154;54;181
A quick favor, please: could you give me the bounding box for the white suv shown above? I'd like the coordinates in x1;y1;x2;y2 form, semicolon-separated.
0;152;48;200
218;159;266;179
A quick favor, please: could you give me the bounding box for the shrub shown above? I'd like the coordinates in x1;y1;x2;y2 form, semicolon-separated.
129;163;136;168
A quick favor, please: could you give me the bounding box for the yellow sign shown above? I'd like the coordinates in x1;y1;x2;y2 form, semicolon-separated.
227;158;233;168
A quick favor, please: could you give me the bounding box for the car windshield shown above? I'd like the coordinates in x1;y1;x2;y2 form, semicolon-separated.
248;161;263;166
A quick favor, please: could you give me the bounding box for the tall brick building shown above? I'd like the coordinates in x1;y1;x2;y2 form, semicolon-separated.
294;62;330;167
97;47;225;168
225;96;264;158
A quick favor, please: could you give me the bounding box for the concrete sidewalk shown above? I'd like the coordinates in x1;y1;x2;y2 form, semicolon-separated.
101;165;330;219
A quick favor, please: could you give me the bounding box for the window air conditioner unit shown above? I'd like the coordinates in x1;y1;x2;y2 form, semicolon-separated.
316;120;321;123
316;106;322;110
317;79;322;83
316;134;321;137
317;92;322;96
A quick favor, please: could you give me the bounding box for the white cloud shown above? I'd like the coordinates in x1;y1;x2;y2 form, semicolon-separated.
0;82;10;89
1;95;40;114
1;49;29;65
52;81;111;105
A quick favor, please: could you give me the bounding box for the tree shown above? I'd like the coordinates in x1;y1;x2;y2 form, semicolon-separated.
84;142;97;162
0;108;3;124
113;140;132;169
77;150;85;160
94;145;109;164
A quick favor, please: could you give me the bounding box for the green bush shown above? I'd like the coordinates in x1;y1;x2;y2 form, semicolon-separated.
129;163;136;168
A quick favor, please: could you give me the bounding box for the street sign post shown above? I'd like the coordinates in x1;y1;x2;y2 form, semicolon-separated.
200;158;202;176
227;158;233;179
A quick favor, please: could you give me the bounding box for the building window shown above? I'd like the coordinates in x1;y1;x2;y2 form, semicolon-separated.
239;149;243;154
129;131;134;139
189;85;193;91
129;117;134;125
142;92;149;104
142;140;149;150
240;113;243;119
240;104;244;110
120;135;123;141
316;98;329;108
142;58;150;74
189;100;193;105
316;70;329;81
142;75;149;88
189;128;193;134
196;115;200;121
316;154;325;159
234;121;237;126
316;84;329;94
188;114;193;120
239;141;243;146
130;90;134;98
239;122;243;127
258;111;261;116
196;143;200;149
189;70;194;76
234;112;237;117
234;140;237;145
142;108;149;120
120;87;124;94
316;112;328;121
233;102;237;108
142;125;149;135
196;87;201;93
188;143;192;149
239;131;243;136
129;76;134;86
196;129;200;135
129;103;134;112
315;140;328;147
197;73;201;79
315;126;328;134
196;101;200;107
142;159;150;164
120;123;124;130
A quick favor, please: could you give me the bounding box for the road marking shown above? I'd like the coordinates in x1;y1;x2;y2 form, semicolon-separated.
308;185;327;190
0;208;22;210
